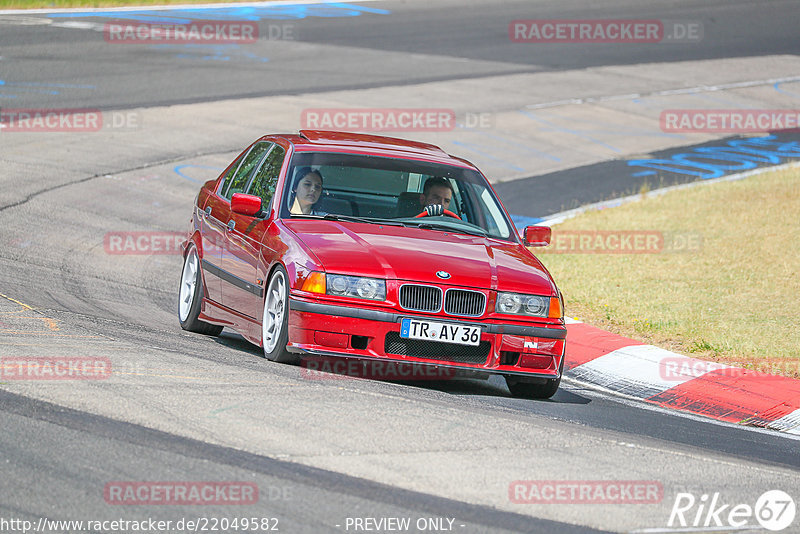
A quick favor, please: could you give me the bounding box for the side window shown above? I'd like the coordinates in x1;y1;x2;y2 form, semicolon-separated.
222;142;271;200
218;152;246;198
248;144;286;207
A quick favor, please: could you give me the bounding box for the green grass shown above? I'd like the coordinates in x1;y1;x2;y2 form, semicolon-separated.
536;166;800;377
0;0;270;8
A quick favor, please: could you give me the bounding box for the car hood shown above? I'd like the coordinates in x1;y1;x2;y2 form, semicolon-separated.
283;220;556;295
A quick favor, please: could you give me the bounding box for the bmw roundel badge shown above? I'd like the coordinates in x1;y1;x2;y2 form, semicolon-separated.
436;271;451;280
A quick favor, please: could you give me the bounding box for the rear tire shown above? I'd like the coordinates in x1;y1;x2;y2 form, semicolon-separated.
261;266;298;364
178;245;223;336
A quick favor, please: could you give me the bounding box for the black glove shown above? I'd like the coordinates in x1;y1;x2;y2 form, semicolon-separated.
424;204;444;216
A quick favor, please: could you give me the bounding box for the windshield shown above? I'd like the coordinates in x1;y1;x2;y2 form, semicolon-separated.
280;151;515;240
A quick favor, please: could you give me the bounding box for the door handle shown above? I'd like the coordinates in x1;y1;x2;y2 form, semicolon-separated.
227;220;236;232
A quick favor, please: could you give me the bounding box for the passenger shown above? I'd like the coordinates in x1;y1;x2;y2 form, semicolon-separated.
290;168;326;215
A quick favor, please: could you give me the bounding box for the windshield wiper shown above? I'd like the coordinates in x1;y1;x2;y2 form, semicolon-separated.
324;214;411;227
407;221;488;237
292;214;407;227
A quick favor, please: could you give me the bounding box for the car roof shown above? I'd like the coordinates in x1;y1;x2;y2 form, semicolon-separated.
268;130;476;168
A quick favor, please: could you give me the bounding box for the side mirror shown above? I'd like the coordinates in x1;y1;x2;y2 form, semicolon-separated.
231;193;265;218
523;225;551;247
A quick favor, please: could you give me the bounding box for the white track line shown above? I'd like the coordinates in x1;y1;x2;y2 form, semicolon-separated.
526;75;800;110
0;0;379;16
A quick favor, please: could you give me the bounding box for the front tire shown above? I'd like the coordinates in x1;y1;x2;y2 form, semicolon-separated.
178;245;223;336
505;376;560;399
261;266;297;364
505;355;564;399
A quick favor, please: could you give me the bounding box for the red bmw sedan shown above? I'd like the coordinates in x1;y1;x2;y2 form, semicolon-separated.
179;130;566;398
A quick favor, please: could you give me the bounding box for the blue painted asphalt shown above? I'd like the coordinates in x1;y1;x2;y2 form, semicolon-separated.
45;2;391;24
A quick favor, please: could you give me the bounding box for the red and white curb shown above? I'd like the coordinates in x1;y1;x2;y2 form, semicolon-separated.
562;319;800;435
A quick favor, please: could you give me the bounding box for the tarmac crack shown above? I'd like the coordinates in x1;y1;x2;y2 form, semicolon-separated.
0;148;240;213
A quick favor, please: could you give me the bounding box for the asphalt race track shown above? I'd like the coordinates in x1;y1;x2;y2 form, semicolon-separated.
1;1;799;533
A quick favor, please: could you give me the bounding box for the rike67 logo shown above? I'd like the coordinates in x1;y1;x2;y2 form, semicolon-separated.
668;490;795;531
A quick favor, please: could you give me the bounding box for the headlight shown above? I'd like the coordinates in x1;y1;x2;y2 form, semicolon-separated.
496;292;559;318
327;274;386;301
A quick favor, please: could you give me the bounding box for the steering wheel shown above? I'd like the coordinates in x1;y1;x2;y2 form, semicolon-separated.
415;205;461;219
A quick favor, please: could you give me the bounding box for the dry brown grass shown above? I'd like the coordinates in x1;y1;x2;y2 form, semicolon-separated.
536;166;800;378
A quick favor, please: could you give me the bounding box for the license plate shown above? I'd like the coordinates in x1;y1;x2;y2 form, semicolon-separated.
400;318;481;346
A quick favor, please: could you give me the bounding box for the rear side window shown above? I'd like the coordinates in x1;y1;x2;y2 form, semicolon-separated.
221;142;271;200
218;152;246;197
248;144;286;207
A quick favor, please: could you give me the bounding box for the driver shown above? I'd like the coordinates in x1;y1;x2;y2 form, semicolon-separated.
419;176;454;216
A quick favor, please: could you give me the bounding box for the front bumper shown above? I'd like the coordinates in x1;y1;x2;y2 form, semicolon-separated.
287;297;566;379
